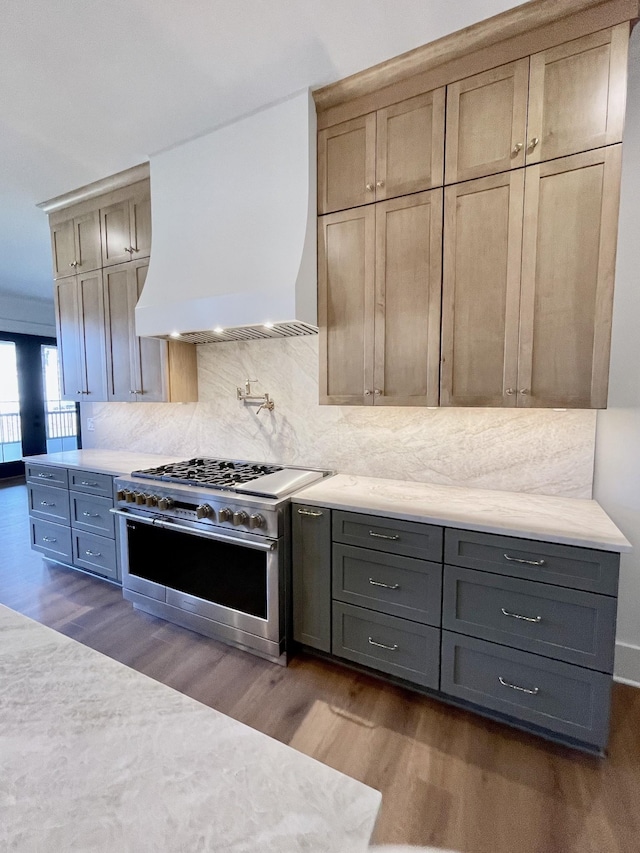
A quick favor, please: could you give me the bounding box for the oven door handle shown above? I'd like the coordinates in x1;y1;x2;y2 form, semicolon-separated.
110;509;276;552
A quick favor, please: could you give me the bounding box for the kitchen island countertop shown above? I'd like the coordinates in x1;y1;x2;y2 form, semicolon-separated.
293;474;631;553
23;449;185;477
0;603;380;852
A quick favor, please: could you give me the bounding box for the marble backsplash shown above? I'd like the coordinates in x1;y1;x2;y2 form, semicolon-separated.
83;336;596;498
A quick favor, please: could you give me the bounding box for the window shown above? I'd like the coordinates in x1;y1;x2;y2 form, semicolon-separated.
41;345;79;453
0;341;22;462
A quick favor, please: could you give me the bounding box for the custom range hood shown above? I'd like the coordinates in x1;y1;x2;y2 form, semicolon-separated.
135;90;317;344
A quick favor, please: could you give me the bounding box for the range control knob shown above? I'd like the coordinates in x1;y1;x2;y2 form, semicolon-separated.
249;514;265;530
218;508;233;522
116;489;126;502
125;490;136;503
135;492;147;505
157;497;174;511
232;510;248;526
196;504;213;520
145;494;158;508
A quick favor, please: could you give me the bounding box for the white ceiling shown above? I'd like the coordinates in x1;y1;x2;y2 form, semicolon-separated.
0;0;525;303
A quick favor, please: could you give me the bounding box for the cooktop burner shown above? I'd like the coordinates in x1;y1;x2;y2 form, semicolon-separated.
132;457;284;488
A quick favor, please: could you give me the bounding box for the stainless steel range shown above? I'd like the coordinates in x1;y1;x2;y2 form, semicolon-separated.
112;458;327;664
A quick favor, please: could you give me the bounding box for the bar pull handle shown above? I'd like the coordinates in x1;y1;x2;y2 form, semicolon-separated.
40;501;55;507
37;472;54;479
369;531;399;541
369;578;400;590
503;553;546;567
501;607;541;624
42;536;57;543
297;508;324;517
499;676;539;696
85;549;102;557
80;481;99;487
368;637;398;652
82;512;100;518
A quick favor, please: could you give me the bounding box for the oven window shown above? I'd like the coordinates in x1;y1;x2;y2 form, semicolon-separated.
127;521;268;619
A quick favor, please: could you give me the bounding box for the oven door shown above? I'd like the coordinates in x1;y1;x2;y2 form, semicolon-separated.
114;511;283;644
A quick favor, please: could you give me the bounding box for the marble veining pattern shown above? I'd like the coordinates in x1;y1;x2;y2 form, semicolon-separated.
0;604;380;853
22;449;185;477
293;474;631;552
83;337;597;498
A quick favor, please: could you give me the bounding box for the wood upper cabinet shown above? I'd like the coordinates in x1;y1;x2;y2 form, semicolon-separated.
442;146;622;408
441;172;524;407
445;24;628;183
318;89;445;214
54;271;107;401
50;210;101;279
101;182;152;267
319;191;442;406
103;260;197;404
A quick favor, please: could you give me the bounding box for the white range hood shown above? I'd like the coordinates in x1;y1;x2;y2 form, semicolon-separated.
135;90;317;344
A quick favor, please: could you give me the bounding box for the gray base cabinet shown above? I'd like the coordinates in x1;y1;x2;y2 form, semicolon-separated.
27;463;122;583
291;502;620;753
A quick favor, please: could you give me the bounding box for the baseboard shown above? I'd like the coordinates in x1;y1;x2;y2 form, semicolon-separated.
614;641;640;688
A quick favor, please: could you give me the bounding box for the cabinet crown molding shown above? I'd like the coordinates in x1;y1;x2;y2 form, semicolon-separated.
37;163;150;214
312;0;639;116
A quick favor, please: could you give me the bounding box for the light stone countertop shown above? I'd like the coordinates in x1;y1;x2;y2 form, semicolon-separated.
23;449;185;477
293;474;631;553
0;604;381;853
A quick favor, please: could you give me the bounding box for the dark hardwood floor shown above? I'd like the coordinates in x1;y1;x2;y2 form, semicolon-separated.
2;478;639;852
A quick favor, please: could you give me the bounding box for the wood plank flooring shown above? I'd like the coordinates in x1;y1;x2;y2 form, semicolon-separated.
2;478;639;852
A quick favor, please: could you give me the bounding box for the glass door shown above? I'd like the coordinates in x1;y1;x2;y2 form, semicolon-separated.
0;342;22;464
41;345;79;453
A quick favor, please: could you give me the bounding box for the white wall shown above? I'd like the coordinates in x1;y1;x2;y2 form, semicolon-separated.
594;27;640;685
0;293;55;337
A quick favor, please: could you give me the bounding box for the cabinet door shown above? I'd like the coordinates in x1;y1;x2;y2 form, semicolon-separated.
103;264;136;401
292;504;331;652
445;59;529;183
318;207;375;405
441;172;524;407
100;200;133;267
74;210;101;274
50;218;77;279
54;278;83;400
526;25;628;164
129;183;152;259
318;114;376;214
373;191;442;406
376;89;445;199
76;271;107;400
132;260;168;402
518;146;622;408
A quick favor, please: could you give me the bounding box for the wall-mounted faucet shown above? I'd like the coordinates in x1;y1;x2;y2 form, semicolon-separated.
236;379;275;415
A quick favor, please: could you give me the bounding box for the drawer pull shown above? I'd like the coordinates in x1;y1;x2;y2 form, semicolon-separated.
37;472;54;479
82;511;101;518
503;553;546;567
501;607;542;624
42;536;57;543
297;508;324;517
368;637;399;652
85;549;102;557
80;480;99;487
369;531;400;541
498;675;539;696
40;501;55;507
369;578;400;590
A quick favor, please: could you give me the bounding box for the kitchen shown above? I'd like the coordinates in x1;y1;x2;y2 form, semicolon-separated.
2;0;640;851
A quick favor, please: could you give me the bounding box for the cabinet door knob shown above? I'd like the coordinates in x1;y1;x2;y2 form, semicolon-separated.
376;180;384;188
505;388;515;396
365;183;375;192
69;261;79;268
527;137;539;152
519;388;530;395
374;389;381;396
124;246;134;254
364;389;372;396
511;142;523;156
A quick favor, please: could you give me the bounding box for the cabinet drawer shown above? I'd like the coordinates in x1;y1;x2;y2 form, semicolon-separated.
25;463;68;490
443;566;617;672
27;483;71;525
444;529;619;595
72;531;118;580
68;469;113;498
70;491;115;538
440;632;612;749
332;601;440;688
30;519;72;562
333;544;442;626
333;511;443;561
